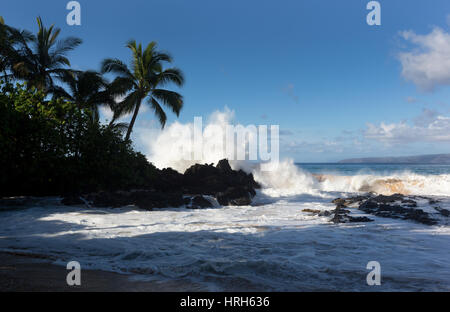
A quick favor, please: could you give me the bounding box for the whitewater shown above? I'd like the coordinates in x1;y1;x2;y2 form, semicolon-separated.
1;110;449;291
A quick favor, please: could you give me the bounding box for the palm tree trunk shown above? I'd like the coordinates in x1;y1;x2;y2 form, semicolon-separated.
125;100;141;141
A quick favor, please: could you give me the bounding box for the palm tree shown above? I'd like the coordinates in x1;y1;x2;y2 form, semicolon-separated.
101;40;184;141
0;17;33;80
51;70;116;122
10;17;82;92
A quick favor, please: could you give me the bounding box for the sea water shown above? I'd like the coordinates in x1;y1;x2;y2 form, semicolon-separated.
0;161;449;291
1;111;449;291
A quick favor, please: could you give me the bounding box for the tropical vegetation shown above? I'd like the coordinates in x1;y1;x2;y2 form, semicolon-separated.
0;16;184;196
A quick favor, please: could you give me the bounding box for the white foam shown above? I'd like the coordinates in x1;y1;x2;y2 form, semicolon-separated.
0;197;449;291
318;172;450;196
143;109;450;197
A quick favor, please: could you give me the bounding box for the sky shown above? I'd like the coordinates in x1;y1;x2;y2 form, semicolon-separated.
2;0;450;162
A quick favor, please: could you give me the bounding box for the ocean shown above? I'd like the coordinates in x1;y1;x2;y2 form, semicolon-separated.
299;163;450;176
0;161;449;291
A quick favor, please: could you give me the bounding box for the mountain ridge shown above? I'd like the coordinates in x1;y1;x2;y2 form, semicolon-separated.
339;153;450;164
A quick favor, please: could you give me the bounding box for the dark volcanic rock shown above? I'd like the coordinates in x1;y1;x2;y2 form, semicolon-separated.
331;202;373;224
330;193;440;225
358;200;437;225
183;161;259;194
155;168;185;191
434;207;450;217
332;195;370;207
76;159;260;209
302;209;321;214
187;195;214;209
61;194;84;206
216;187;253;206
183;159;259;206
216;159;233;173
331;193;439;226
319;210;333;217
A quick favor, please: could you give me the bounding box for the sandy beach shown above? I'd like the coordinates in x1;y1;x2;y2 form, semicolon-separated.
0;252;202;292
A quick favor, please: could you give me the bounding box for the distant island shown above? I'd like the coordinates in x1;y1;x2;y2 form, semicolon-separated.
339;154;450;164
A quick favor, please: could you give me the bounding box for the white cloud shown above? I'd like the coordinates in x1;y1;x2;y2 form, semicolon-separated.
364;109;450;144
398;27;450;91
99;105;115;121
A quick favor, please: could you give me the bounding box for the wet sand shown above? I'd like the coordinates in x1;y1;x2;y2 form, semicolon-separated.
0;252;202;292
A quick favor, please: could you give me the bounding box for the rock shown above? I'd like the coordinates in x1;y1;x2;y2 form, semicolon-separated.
188;195;214;209
183;159;259;205
328;195;373;224
331;194;439;225
372;193;405;204
429;199;440;205
155;168;184;191
359;200;437;225
216;159;233;173
61;194;84;206
434;207;450;217
86;159;261;209
302;209;321;214
331;195;369;207
348;216;373;223
216;187;253;206
401;199;417;207
319;210;333;217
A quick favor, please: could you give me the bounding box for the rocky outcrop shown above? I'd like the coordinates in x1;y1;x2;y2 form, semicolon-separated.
216;187;254;206
330;193;443;225
331;201;373;224
186;195;214;209
302;204;373;223
180;159;259;206
62;159;260;209
358;200;436;225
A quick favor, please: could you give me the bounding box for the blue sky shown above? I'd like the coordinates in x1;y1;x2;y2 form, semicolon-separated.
2;0;450;162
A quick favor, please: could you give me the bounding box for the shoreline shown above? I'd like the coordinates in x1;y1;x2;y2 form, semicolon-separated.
0;252;202;292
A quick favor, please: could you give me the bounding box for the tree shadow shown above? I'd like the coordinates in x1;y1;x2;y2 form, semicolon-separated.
0;203;449;291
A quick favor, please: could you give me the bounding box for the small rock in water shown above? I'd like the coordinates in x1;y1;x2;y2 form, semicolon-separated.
302;209;321;214
434;207;450;217
332;193;438;226
188;195;214;209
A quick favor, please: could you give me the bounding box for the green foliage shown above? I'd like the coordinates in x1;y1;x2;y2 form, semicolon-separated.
0;17;184;197
102;40;184;141
0;82;158;196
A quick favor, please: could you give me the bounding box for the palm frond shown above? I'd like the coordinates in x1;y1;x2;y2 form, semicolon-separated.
113;90;141;119
108;121;130;134
149;97;167;128
151;89;183;116
156;68;184;87
101;58;134;79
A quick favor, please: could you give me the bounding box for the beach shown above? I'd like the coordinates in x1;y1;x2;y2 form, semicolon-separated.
0;252;202;292
1;179;449;292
